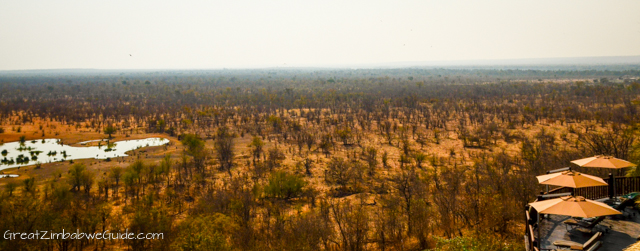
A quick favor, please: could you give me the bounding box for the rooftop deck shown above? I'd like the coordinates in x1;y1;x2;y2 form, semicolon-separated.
525;175;640;251
538;212;640;250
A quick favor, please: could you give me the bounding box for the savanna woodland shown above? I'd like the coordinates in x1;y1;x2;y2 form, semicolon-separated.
1;67;640;251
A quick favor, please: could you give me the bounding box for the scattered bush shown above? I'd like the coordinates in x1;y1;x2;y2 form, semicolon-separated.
264;171;306;200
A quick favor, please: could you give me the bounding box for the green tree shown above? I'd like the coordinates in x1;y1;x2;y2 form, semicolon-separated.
264;171;307;200
414;152;427;169
265;147;285;171
181;134;208;174
363;147;378;175
248;136;265;163
81;170;95;193
213;127;234;172
157;119;166;133
336;127;353;145
267;115;282;133
433;236;521;251
123;169;140;199
319;134;333;157
172;214;236;251
109;166;123;197
324;157;364;195
68;163;87;191
104;124;117;138
5;181;17;196
126;204;174;250
160;154;172;186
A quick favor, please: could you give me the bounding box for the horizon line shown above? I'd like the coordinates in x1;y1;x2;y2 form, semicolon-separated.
2;55;640;72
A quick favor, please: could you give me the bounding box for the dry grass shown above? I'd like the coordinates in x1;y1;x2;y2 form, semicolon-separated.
0;112;597;203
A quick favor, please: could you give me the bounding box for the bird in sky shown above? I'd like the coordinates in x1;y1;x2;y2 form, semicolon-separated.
129;54;132;57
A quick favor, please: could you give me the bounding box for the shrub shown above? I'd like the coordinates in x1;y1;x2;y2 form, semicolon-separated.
172;214;236;251
432;236;522;251
264;171;306;200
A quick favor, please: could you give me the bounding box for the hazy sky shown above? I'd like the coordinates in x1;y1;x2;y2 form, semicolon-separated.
1;1;639;70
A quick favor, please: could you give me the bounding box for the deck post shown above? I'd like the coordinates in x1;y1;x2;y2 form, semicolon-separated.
537;210;541;250
609;173;614;199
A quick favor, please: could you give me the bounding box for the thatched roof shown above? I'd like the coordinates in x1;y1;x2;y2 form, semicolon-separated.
625;240;640;251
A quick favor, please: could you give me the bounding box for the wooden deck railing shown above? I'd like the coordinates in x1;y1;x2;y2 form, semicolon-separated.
544;175;640;200
614;176;640;197
524;203;539;251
